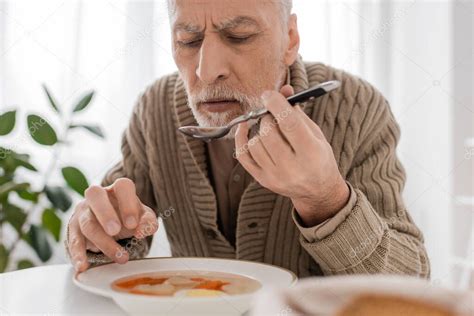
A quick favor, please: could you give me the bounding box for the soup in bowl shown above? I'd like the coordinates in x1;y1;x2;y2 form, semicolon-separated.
74;257;296;315
111;270;262;297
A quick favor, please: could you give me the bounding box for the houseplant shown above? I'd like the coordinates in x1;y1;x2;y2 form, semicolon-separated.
0;85;104;272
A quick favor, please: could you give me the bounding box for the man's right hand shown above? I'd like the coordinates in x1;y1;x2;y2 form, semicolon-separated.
67;178;158;272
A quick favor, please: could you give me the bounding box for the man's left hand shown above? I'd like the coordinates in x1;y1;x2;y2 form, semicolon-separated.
235;85;350;227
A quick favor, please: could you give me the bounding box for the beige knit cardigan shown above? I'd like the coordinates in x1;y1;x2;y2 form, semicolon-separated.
73;56;430;278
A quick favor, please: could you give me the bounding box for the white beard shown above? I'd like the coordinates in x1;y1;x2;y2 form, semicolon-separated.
188;100;262;139
184;66;287;139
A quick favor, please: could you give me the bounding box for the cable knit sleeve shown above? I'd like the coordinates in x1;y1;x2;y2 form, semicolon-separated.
65;78;164;267
292;68;430;277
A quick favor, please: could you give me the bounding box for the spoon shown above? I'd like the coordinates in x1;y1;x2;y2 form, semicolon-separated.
178;80;341;142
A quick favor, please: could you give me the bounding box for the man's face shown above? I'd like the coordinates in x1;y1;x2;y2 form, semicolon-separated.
170;0;297;137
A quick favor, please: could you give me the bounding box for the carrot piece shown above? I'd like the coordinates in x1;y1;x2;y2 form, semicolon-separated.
115;277;167;289
194;280;229;291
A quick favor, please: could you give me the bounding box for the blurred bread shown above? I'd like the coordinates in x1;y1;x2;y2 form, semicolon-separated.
336;294;457;316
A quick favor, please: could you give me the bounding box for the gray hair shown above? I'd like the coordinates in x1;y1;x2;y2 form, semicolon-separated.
167;0;293;26
279;0;293;22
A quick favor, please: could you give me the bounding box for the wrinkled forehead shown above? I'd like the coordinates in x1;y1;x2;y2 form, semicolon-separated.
169;0;280;31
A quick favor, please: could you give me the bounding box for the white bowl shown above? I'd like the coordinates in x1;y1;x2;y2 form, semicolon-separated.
74;257;297;316
251;275;473;315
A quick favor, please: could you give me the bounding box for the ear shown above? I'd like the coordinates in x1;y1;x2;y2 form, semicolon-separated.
283;14;300;66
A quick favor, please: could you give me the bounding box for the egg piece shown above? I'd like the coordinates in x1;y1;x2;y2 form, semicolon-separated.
166;276;198;286
222;281;261;295
134;283;176;296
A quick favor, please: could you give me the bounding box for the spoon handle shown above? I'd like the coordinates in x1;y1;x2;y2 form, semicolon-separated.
287;80;341;105
230;80;341;125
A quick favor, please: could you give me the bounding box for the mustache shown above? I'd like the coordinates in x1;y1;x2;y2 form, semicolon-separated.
191;85;260;107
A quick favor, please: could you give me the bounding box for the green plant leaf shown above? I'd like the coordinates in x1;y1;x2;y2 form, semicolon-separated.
0;182;29;197
69;124;105;138
0;176;10;186
12;152;37;172
41;208;61;242
0;244;8;273
61;166;89;196
4;203;27;233
0;148;16;175
44;185;72;212
27;114;58;146
42;84;60;114
0;110;16;136
17;189;40;203
26;225;52;262
17;259;34;270
0;150;37;174
73;91;94;113
0;146;12;161
15;159;37;172
44;186;72;212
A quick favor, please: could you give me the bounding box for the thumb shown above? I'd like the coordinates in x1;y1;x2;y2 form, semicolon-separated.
280;84;295;98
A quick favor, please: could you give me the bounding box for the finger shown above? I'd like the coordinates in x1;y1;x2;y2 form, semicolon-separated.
234;121;262;177
78;208;129;264
84;185;121;236
279;84;303;122
280;85;326;141
258;115;294;162
86;239;101;253
134;205;159;239
280;84;295;97
303;117;327;141
111;178;141;230
260;90;313;152
68;216;89;272
247;134;275;167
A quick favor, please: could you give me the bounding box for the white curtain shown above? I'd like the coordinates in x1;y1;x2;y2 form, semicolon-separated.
1;0;472;288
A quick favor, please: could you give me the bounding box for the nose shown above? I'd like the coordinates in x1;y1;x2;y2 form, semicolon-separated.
196;38;230;84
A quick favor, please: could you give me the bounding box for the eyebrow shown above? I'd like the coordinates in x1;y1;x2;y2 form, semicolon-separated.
173;15;261;34
217;16;260;30
173;22;202;34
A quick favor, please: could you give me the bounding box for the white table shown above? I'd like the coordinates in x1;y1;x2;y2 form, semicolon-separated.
0;264;126;315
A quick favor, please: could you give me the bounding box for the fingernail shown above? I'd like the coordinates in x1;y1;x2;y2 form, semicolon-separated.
115;248;129;263
125;216;137;228
106;221;121;235
261;90;272;101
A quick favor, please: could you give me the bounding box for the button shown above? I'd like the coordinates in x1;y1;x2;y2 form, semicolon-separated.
205;229;217;239
233;174;241;182
247;222;258;229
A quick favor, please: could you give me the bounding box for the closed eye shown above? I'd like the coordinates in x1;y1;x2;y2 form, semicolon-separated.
177;38;203;48
176;33;256;48
226;35;254;44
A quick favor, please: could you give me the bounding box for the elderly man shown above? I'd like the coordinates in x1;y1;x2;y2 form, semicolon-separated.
66;0;430;278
